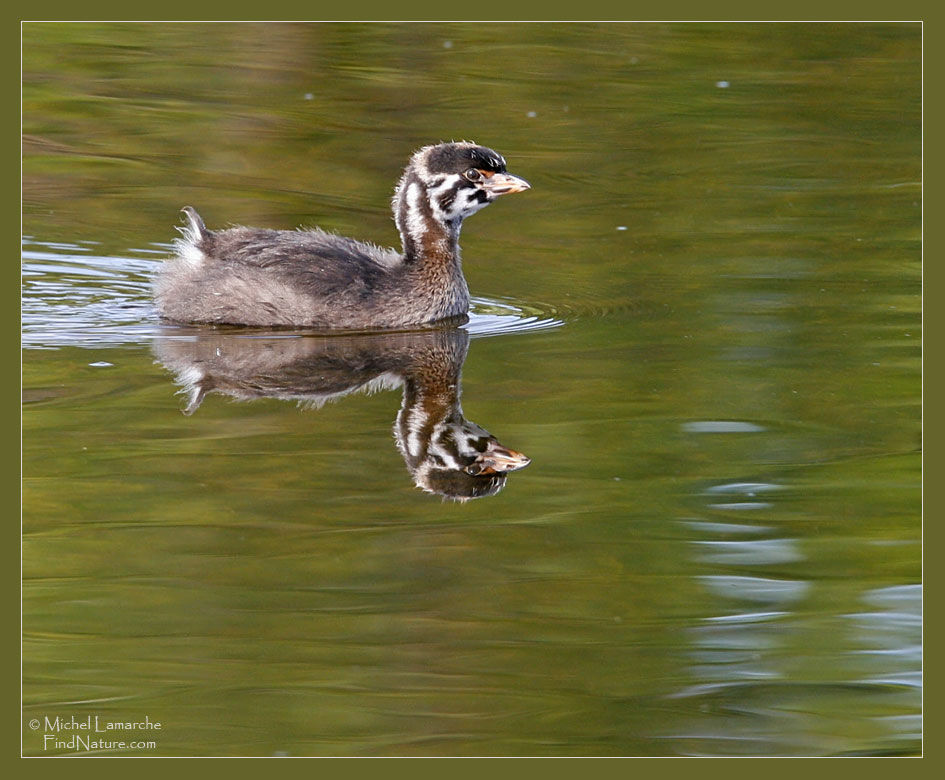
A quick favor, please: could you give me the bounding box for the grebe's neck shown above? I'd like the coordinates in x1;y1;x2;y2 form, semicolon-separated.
392;168;463;265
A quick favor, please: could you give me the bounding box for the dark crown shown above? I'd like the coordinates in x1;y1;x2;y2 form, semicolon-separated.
424;143;508;175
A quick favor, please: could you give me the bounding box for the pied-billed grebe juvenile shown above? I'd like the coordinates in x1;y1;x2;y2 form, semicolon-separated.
154;141;530;329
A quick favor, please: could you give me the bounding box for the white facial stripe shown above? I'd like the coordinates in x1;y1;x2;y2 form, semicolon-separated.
404;181;427;245
460;188;491;216
427;174;466;222
401;402;430;459
427;423;465;469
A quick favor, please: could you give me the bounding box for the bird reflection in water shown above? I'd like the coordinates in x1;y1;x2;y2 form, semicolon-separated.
152;328;530;500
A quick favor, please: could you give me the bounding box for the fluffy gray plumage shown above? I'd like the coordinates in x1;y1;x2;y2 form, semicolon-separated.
153;141;528;329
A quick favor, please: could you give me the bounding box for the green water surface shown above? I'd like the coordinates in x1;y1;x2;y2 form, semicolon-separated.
22;22;920;757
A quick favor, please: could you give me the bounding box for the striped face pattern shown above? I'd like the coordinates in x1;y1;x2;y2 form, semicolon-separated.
395;396;531;500
392;142;530;258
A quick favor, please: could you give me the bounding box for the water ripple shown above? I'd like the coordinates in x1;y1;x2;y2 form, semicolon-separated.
21;241;563;349
467;295;564;337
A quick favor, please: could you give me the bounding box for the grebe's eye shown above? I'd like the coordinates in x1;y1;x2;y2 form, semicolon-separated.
464;168;482;182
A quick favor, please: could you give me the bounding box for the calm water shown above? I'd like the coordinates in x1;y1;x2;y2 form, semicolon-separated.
22;23;921;756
